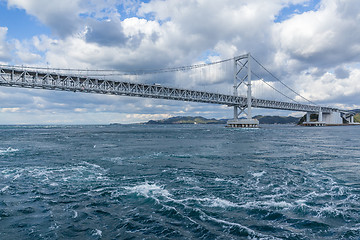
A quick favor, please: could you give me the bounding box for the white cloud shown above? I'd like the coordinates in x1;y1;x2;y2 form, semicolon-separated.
1;0;360;124
269;0;360;109
13;39;42;64
273;0;360;69
0;27;11;62
297;68;360;104
125;113;173;122
0;107;20;113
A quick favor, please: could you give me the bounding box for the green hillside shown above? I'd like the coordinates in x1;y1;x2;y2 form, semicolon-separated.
354;113;360;123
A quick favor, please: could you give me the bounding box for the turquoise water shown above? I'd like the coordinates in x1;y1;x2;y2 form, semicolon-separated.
0;124;359;239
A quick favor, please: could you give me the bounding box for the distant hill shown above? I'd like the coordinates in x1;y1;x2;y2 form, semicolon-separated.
350;109;360;123
144;115;300;125
354;113;360;123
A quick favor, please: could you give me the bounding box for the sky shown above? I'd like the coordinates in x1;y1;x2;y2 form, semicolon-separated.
0;0;360;124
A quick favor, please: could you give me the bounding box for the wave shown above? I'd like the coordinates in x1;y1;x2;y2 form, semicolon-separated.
176;176;199;184
0;162;111;188
214;177;239;185
206;215;281;240
240;200;293;210
251;171;266;178
0;147;19;154
92;229;102;238
124;182;171;199
1;185;9;192
200;197;238;208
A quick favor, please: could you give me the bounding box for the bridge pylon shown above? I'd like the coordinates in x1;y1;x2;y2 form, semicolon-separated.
227;53;259;128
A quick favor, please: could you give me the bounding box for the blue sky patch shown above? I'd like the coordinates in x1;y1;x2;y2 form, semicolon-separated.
198;50;220;63
0;2;51;40
275;0;321;23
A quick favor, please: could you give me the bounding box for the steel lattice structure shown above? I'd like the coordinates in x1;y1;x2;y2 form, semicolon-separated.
0;66;339;113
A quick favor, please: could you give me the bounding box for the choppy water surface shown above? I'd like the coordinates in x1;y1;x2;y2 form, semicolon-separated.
0;124;360;239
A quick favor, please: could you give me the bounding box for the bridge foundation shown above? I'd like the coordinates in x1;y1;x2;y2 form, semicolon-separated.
303;111;343;126
226;118;259;128
226;53;259;128
302;121;326;126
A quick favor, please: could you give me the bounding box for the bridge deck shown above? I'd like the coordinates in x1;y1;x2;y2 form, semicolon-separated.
0;67;338;113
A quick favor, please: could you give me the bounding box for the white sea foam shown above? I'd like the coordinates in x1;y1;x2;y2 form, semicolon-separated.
214;177;239;185
176;196;238;209
176;176;198;184
262;200;293;209
205;215;281;240
214;177;225;182
1;185;9;192
316;205;343;218
92;229;102;237
109;157;123;164
241;200;293;210
347;223;360;231
0;147;19;154
12;173;21;180
251;171;266;178
124;182;171;199
0;163;111;188
81;161;103;169
202;197;238;208
189;186;205;191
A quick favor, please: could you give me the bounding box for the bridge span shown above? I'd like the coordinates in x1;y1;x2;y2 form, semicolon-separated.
0;54;355;127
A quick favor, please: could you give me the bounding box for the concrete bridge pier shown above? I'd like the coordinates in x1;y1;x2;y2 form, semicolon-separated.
318;108;323;122
302;108;326;127
323;111;343;125
302;108;326;126
302;114;325;126
303;110;344;126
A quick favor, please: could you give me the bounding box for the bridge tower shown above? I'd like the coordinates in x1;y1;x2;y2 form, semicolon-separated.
227;53;259;128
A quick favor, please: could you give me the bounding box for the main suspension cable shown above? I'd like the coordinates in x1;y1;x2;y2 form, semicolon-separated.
250;70;304;105
251;56;317;105
0;58;233;76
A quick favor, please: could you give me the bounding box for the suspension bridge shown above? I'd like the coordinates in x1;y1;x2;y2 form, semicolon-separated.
0;53;355;127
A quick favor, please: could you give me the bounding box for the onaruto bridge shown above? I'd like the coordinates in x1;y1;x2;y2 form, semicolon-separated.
0;53;355;127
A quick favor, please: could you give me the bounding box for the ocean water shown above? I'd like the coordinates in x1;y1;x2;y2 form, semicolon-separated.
0;124;360;239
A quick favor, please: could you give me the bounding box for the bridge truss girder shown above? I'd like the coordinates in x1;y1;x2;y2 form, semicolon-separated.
0;66;339;114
